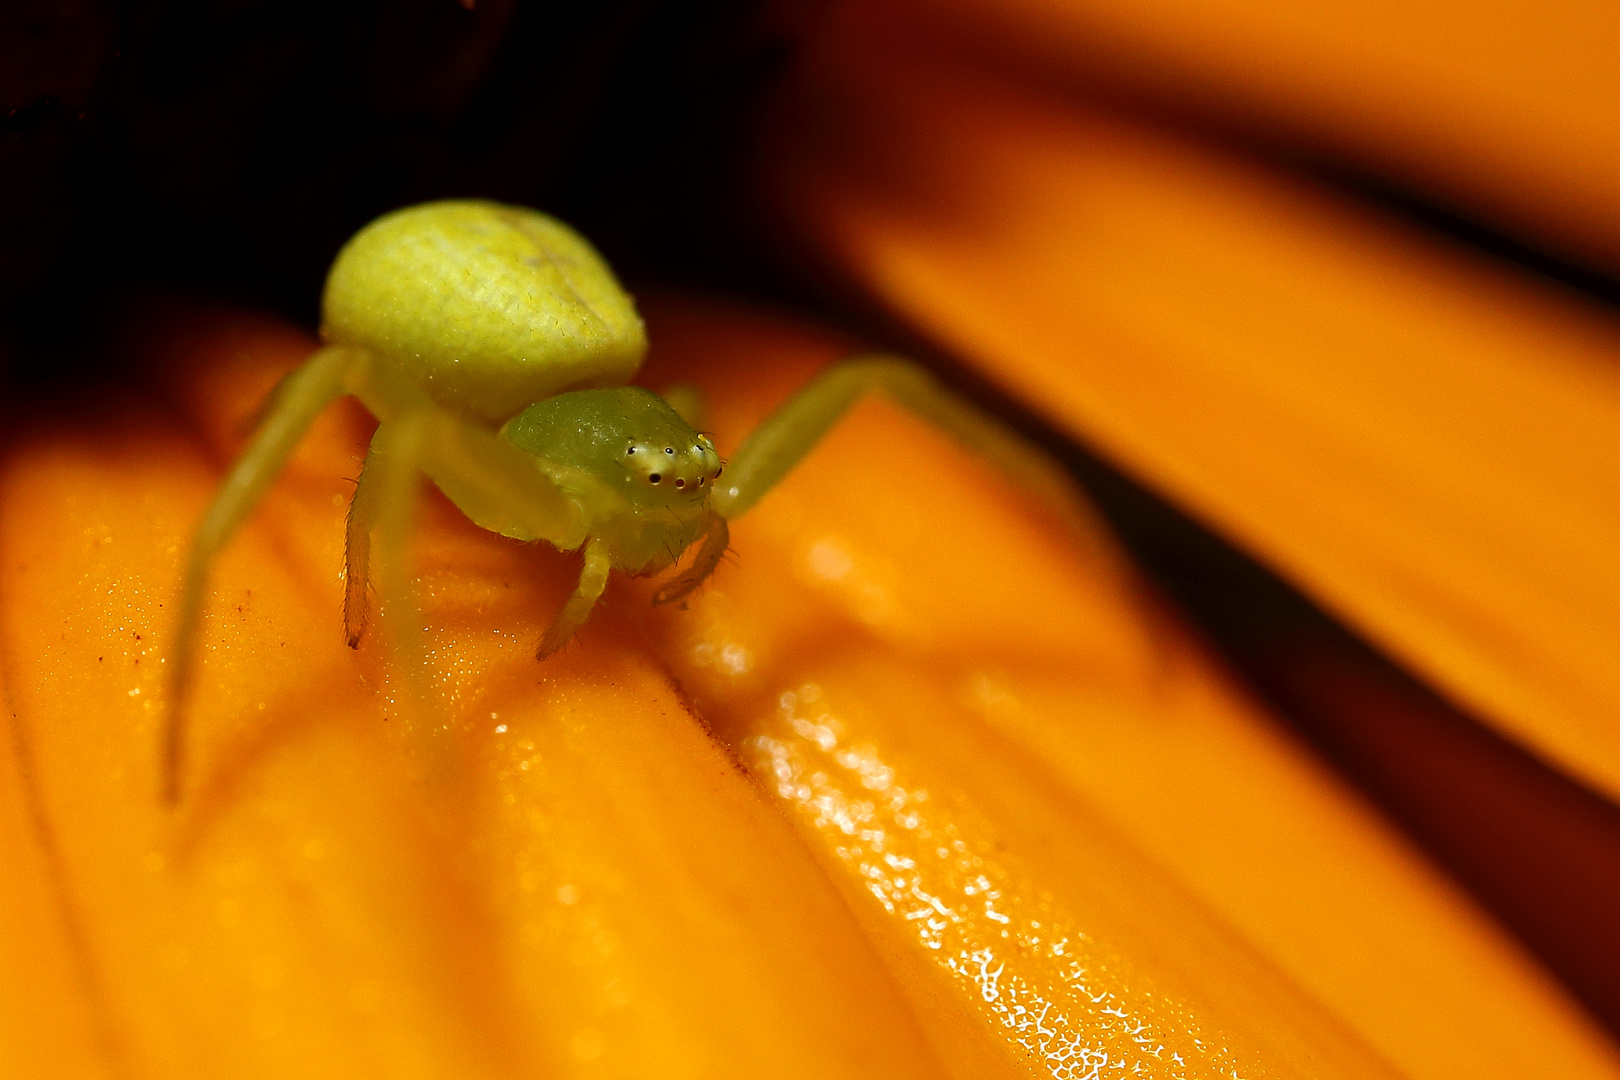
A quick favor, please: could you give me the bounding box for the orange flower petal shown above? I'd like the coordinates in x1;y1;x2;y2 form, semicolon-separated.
640;300;1620;1080
772;10;1620;809
868;0;1620;266
2;298;1611;1078
643;305;1405;1079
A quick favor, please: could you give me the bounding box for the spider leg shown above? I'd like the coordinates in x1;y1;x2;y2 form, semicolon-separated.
347;364;591;551
659;383;707;429
344;433;383;648
710;355;1119;567
366;415;439;732
652;515;730;606
352;400;595;708
537;537;613;658
165;344;362;804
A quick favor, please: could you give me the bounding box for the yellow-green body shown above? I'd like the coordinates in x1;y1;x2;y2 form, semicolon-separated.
497;388;720;574
322;201;647;424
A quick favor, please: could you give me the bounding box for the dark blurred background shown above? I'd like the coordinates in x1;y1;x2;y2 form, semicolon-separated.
0;0;799;379
9;0;1619;375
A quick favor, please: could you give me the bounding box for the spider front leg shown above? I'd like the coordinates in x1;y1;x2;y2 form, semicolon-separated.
712;356;1116;564
339;384;594;715
344;434;382;648
535;537;613;658
651;515;730;607
363;415;435;728
165;344;362;803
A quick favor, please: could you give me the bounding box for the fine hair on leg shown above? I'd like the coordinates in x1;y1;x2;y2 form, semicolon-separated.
344;433;384;649
537;538;613;658
652;515;730;606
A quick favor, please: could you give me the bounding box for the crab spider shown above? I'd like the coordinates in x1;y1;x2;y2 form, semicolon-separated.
164;199;1096;803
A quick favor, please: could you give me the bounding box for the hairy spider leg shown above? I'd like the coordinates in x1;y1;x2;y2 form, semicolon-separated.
358;405;594;730
344;408;602;669
366;415;435;731
165;344;361;803
535;537;613;659
651;515;730;606
343;432;381;648
340;409;591;648
712;355;1121;569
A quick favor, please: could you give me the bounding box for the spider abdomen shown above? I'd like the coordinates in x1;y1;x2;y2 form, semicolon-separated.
321;200;647;426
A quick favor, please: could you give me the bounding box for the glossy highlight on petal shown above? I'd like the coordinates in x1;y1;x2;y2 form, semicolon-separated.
747;686;1256;1077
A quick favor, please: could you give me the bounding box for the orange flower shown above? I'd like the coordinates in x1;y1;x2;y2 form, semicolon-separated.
3;3;1619;1079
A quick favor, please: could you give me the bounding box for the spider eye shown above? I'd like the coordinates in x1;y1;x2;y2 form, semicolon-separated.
674;478;686;489
626;446;637;455
648;473;662;484
713;466;723;478
664;447;675;455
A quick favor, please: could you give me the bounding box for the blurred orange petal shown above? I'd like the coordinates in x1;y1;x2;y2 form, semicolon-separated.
874;0;1620;267
772;6;1620;812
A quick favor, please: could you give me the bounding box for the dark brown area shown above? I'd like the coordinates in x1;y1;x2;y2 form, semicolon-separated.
1064;443;1620;1037
0;0;795;379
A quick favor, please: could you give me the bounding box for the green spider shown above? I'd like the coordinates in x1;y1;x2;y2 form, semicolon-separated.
165;199;1089;802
